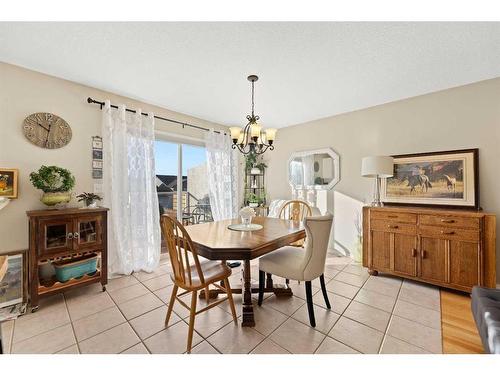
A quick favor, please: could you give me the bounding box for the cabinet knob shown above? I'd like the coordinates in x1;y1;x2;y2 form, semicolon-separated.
421;249;426;259
67;232;73;240
73;232;80;238
411;248;417;257
387;224;399;229
441;219;455;223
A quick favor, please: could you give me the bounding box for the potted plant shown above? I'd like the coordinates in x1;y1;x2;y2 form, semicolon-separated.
30;165;75;206
244;152;267;174
76;192;102;208
248;193;259;208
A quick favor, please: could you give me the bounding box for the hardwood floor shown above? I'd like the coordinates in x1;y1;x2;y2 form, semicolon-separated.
440;289;483;354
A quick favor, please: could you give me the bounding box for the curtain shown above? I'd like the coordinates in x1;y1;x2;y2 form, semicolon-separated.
204;130;239;221
102;101;161;276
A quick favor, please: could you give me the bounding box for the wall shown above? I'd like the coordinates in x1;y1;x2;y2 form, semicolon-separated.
266;77;500;281
0;62;227;254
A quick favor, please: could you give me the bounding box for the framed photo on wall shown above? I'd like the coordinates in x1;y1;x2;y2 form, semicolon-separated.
380;148;479;209
0;250;28;309
0;168;18;199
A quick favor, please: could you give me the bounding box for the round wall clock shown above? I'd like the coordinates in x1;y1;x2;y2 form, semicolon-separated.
22;112;72;149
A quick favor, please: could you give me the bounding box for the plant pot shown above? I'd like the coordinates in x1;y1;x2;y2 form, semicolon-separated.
41;191;71;206
84;200;98;208
249;202;259;208
250;167;261;175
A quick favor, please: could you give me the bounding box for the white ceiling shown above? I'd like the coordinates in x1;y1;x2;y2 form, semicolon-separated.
1;22;500;128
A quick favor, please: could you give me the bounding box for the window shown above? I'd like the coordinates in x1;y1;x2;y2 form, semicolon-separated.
155;140;212;225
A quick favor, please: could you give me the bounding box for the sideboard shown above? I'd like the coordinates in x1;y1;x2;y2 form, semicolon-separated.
362;206;496;292
27;207;108;311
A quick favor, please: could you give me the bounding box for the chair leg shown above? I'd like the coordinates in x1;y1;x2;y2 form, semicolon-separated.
319;274;331;309
285;278;290;287
186;291;197;354
205;286;210;303
224;278;238;323
258;270;265;306
165;284;178;326
305;281;316;327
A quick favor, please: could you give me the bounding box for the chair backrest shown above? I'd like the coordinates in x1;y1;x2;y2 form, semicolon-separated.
279;200;312;221
300;214;333;281
160;215;205;288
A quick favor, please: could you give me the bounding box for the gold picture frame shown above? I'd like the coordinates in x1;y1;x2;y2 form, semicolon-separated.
0;168;18;199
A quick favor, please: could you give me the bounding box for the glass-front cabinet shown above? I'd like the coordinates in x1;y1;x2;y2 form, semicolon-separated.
75;215;102;249
37;215;103;257
38;218;74;255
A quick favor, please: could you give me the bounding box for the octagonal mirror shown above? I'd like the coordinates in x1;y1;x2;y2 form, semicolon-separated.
288;148;340;190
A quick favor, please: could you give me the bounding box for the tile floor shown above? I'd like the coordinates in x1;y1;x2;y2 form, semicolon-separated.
1;253;442;354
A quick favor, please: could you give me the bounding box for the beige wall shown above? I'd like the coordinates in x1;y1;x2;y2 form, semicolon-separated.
266;77;500;282
0;62;227;254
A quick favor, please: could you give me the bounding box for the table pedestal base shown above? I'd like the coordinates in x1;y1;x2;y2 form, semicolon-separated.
199;260;293;327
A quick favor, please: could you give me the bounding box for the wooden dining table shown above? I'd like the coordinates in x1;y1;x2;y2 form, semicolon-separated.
184;216;305;327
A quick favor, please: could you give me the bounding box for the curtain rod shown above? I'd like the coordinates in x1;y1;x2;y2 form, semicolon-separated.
86;97;225;135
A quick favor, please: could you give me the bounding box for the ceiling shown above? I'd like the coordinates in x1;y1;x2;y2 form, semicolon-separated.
1;22;500;128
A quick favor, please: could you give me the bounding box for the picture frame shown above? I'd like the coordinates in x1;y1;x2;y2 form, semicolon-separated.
381;148;479;209
0;168;19;199
0;250;28;309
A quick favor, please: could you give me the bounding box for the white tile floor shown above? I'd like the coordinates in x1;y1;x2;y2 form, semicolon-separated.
1;253;443;354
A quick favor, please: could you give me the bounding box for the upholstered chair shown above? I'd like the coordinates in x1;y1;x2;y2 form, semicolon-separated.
258;214;333;327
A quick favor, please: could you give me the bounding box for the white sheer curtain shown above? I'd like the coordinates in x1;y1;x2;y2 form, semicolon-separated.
102;101;161;276
205;130;239;221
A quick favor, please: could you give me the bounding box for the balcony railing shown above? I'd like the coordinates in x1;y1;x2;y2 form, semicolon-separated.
158;191;213;225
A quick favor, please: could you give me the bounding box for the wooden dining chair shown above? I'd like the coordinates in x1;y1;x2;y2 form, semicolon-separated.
160;215;238;353
257;214;333;327
278;199;313;222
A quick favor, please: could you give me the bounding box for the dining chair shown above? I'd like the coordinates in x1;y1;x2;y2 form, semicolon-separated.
257;214;333;327
160;215;238;353
278;199;313;221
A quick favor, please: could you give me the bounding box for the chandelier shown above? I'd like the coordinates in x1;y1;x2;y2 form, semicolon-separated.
229;75;277;155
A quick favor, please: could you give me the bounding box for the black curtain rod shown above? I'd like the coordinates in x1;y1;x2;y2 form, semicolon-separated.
86;97;225;135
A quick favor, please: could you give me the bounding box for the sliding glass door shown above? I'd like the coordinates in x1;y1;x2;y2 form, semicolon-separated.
155;139;212;225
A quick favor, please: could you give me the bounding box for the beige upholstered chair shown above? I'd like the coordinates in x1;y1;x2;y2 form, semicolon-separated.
258;214;333;327
160;215;238;353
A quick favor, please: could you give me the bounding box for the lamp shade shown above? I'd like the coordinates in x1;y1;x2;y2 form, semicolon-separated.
361;156;394;178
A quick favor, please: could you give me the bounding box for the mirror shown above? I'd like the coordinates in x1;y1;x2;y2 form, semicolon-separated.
288;148;340;190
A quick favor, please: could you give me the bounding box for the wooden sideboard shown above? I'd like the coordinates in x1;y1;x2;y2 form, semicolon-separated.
362;206;496;292
27;207;108;311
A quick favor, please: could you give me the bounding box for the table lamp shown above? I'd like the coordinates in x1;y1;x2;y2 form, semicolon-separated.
361;156;394;207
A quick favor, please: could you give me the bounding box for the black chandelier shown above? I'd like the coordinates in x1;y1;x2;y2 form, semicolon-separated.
229;75;277;155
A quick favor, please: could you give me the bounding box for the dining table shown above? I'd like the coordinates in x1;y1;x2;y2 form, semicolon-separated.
184;216;305;327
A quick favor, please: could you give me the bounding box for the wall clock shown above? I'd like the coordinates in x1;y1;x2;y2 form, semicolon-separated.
22;112;72;149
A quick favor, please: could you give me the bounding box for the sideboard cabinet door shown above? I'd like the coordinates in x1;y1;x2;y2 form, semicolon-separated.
37;218;74;256
370;230;391;271
393;233;418;277
449;240;481;290
419;236;447;284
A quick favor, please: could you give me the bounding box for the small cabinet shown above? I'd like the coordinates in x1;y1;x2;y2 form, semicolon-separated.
28;207;108;311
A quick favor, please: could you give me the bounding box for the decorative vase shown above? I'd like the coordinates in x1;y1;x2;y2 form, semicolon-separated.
41;191;71;206
250;167;261;175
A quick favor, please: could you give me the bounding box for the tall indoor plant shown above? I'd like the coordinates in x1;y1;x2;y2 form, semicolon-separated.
30;165;75;206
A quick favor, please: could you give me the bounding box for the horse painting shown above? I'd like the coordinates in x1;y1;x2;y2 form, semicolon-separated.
405;174;433;194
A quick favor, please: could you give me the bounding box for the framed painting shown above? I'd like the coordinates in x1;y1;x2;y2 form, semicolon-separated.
0;250;27;309
380;149;479;209
0;168;18;199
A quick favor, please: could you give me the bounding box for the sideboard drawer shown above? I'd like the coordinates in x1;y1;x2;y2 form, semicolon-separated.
370;211;417;224
371;219;416;235
419;214;480;229
419;225;480;242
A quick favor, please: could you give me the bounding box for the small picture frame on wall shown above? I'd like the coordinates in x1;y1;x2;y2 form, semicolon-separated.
92;149;103;160
0;168;18;199
92;136;103;180
0;250;28;309
92;160;103;169
381;148;479;209
92;169;103;179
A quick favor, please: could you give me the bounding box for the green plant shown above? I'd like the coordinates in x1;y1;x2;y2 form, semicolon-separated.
244;152;267;173
247;193;259;203
76;192;102;206
30;165;75;193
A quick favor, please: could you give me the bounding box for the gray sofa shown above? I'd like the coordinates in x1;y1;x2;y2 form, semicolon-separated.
471;286;500;354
